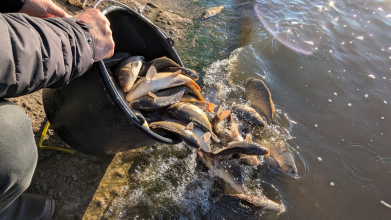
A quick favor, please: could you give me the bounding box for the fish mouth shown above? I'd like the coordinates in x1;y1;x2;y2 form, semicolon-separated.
285;165;299;179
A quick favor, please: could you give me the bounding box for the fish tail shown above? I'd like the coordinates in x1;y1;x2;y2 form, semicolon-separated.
207;103;215;113
185;83;205;102
217;110;230;121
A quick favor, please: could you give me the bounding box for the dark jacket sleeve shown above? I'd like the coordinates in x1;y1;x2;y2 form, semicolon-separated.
0;13;95;98
0;0;27;13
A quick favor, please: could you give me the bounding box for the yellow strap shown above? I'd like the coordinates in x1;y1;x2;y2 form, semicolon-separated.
38;121;75;154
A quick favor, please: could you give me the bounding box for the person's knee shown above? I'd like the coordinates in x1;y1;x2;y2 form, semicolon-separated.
0;100;37;203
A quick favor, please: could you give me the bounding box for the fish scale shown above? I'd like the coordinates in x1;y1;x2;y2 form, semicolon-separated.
244;78;275;122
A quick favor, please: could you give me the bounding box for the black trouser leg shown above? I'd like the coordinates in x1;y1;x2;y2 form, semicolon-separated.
0;99;37;214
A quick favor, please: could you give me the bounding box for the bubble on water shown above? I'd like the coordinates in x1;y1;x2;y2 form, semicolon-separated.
348;103;352;106
329;50;333;53
341;42;345;45
381;116;385;119
329;1;334;7
318;157;323;161
334;92;338;96
343;24;347;27
387;14;391;18
364;94;369;98
334;17;339;21
330;182;335;186
304;41;314;45
314;124;318;127
357;36;364;40
291;21;298;25
378;7;384;12
384;101;388;104
317;5;323;11
368;74;376;79
381;200;391;209
328;99;332;102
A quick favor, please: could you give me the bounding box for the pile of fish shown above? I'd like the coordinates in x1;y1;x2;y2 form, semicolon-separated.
105;53;298;215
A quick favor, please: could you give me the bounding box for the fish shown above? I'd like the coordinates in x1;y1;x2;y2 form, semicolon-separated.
160;66;199;81
140;57;179;75
130;88;186;111
155;85;205;103
103;52;130;68
197;151;245;192
212;105;230;134
244;78;275;122
139;57;191;77
225;115;259;166
162;102;220;143
149;121;201;148
125;66;202;102
254;138;298;178
200;5;224;20
226;194;286;214
115;56;144;92
180;93;214;113
212;141;270;156
232;102;265;127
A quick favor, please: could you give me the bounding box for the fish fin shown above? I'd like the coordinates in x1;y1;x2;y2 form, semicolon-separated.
216;105;223;115
231;122;240;137
186;122;194;131
244;134;252;142
217;110;231;121
245;100;251;106
145;66;157;80
169;70;181;77
148;91;158;100
201;132;212;152
186;80;201;91
211;132;220;143
207;103;215;113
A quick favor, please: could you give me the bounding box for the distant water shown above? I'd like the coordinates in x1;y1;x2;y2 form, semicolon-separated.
104;0;391;219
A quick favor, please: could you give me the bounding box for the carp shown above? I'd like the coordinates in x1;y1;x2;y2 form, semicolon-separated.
201;5;224;20
255;138;298;178
180;93;215;113
226;194;286;214
244;78;275;122
197;151;244;192
126;66;202;102
130;88;186;111
232;102;265;127
212;105;231;134
115;56;144;92
149;121;201;148
212;141;270;156
226;115;259;166
162;102;220;143
140;57;199;80
160;66;199;81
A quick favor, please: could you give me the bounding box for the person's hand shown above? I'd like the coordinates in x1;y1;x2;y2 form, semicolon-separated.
74;9;115;61
19;0;69;18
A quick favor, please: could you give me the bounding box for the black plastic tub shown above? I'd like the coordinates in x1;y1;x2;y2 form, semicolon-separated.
42;5;183;156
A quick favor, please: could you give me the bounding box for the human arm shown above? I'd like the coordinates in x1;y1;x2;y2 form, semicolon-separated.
0;9;114;98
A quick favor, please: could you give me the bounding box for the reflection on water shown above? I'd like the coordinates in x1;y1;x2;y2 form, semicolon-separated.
105;0;391;219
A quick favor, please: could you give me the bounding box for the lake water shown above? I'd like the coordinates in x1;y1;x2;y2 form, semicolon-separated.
104;0;391;219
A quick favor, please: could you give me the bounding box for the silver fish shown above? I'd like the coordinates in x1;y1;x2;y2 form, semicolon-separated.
197;151;244;192
125;66;202;102
115;56;144;92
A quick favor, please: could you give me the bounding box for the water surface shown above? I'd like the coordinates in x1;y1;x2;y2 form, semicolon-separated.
105;0;391;219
